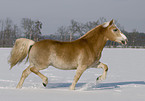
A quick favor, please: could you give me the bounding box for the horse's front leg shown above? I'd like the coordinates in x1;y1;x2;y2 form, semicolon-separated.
96;62;108;81
70;66;86;90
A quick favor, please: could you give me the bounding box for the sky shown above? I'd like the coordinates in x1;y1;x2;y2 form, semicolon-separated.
0;0;145;34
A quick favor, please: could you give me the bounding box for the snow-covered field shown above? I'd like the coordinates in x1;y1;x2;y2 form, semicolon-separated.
0;48;145;101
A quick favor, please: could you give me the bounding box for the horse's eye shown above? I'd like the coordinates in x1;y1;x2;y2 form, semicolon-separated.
113;29;118;32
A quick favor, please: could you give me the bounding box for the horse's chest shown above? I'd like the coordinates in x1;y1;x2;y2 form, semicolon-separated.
90;60;100;68
89;52;102;68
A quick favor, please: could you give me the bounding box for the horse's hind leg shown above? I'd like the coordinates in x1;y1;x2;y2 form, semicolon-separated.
30;67;48;87
16;66;31;88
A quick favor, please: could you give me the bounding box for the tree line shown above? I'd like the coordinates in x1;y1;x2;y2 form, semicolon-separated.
0;17;145;48
0;18;42;47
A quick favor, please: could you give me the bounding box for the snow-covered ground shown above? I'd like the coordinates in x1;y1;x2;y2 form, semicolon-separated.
0;48;145;101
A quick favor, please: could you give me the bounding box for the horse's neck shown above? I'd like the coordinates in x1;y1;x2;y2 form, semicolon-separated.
81;25;107;57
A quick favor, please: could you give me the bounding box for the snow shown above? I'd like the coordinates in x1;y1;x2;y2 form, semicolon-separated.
0;48;145;101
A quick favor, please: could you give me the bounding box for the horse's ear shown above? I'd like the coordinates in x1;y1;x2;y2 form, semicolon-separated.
102;22;110;28
102;19;114;28
109;19;114;26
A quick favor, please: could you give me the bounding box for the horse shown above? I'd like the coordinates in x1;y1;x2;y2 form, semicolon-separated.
8;19;127;90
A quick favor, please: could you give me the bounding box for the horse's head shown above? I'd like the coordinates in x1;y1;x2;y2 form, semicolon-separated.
102;19;127;45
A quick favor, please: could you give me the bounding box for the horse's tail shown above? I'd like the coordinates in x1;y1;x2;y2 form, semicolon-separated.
8;38;35;69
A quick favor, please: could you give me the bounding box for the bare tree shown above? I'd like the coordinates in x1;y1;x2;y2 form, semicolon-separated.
55;18;101;41
56;26;69;41
0;18;19;47
97;17;107;25
34;21;42;41
21;18;42;41
21;18;34;39
69;20;79;41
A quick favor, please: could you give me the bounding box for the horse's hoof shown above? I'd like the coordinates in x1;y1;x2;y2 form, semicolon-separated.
69;85;75;90
16;84;22;89
96;75;106;81
43;83;47;87
96;77;99;81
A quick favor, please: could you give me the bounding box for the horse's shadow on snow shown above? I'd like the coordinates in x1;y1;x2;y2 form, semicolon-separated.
94;81;145;90
46;83;85;89
45;81;145;90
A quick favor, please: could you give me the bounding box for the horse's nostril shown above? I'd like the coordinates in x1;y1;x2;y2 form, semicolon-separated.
121;40;125;45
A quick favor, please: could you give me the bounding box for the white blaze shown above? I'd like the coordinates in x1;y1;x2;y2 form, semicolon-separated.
120;33;127;40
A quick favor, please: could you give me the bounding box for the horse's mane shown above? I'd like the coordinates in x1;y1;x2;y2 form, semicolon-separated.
79;24;102;40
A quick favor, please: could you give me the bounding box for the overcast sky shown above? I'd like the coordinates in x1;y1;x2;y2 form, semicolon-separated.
0;0;145;34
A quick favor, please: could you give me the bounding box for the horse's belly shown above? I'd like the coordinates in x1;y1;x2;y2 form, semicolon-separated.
50;58;78;70
51;63;77;70
49;48;79;70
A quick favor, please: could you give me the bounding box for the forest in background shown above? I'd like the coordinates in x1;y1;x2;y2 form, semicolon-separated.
0;17;144;48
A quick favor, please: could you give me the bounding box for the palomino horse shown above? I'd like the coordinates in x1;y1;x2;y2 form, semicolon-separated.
8;19;127;90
